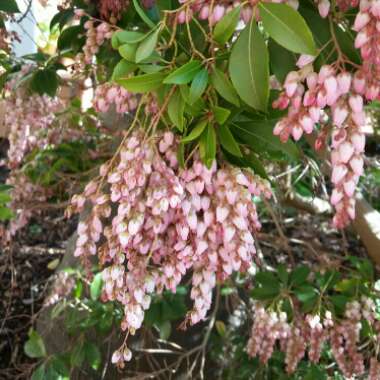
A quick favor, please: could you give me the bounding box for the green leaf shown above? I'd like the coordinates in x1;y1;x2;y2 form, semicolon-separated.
255;271;280;288
168;89;185;132
0;192;11;203
117;72;165;92
50;9;74;31
31;364;45;380
90;272;103;301
244;153;268;179
157;320;171;340
218;124;242;157
50;356;69;377
215;320;226;337
213;6;241;45
181;119;208;144
188;68;208;105
135;27;161;63
71;341;85;367
24;330;46;358
251;287;279;301
0;207;14;221
0;0;20;13
229;20;269;111
132;0;156;28
290;265;310;287
259;3;317;55
305;365;327;380
330;295;349;314
213;106;231;125
277;264;288;285
210;68;240;107
112;60;137;80
268;39;297;83
177;143;185;168
138;64;165;73
163;60;202;85
57;25;82;51
112;31;146;49
30;69;59;97
118;43;138;61
200;125;216;168
231;120;300;160
84;342;101;370
294;285;317;303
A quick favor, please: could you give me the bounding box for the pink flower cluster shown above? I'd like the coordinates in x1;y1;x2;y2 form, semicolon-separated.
0;70;67;240
353;0;380;101
68;130;271;364
329;94;365;227
3;85;63;169
247;297;377;376
176;0;298;25
98;0;129;21
82;20;113;64
273;63;366;228
93;83;138;114
316;0;359;17
1;171;50;242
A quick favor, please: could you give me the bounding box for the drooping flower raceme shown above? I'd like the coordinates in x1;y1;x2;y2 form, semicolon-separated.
247;297;376;376
68;130;271;364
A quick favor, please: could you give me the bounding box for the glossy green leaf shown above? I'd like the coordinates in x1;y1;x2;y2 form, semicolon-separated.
0;206;14;221
24;330;46;358
294;285;318;303
30;69;59;97
135;28;161;63
213;106;231;125
251;287;280;301
157;320;171;340
163;60;202;84
90;272;103;301
188;68;208;105
0;192;11;203
0;0;20;13
259;3;317;55
132;0;156;28
213;6;241;45
138;64;165;73
210;68;240;107
268;39;296;83
31;364;45;380
229;20;269;111
231;120;300;160
256;271;280;288
57;25;82;51
117;72;165;92
168;89;185;132
118;43;138;62
181;120;208;144
290;265;310;286
112;60;137;80
245;153;269;179
112;31;145;49
218;124;242;157
200;125;216;168
177;143;185;168
50;9;74;31
71;341;85;367
50;356;69;377
84;342;101;370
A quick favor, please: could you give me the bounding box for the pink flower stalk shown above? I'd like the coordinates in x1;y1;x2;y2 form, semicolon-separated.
69;130;271;363
94;83;138;114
